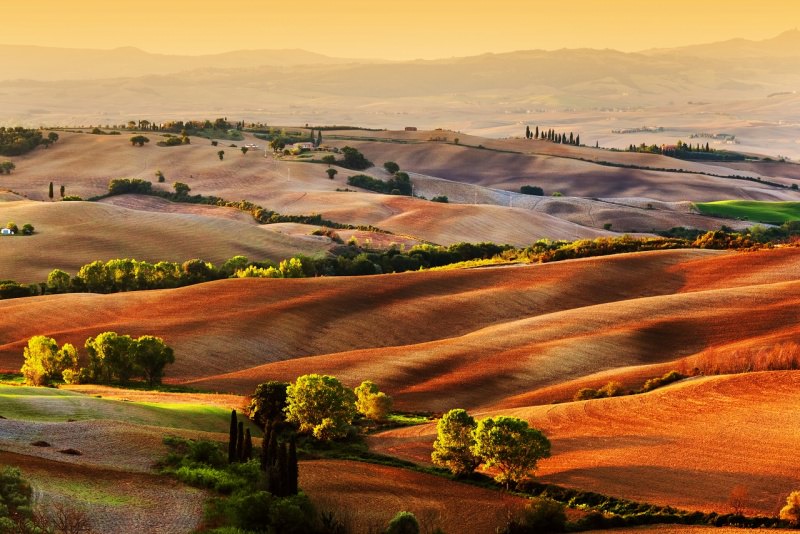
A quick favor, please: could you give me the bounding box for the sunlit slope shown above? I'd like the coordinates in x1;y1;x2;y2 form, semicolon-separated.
370;372;800;516
0;199;330;282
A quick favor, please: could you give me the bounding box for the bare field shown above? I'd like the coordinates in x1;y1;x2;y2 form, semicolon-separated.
301;459;527;533
0;198;330;282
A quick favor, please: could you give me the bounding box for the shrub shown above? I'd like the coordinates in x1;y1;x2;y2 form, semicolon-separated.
641;371;684;392
62;195;83;201
573;388;598;401
431;196;448;203
386;511;419;534
340;146;372;170
520;185;543;196
511;498;566;533
598;381;624;397
0;466;33;528
383;161;400;174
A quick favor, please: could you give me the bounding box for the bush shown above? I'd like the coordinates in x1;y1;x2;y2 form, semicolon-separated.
598;381;624;397
780;491;800;525
383;161;400;174
641;371;684;393
431;196;448;203
573;388;598;401
520;185;543;196
505;498;566;533
340;146;372;170
385;511;419;534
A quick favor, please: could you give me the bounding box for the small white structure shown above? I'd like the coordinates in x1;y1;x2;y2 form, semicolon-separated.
292;142;315;151
1;228;14;236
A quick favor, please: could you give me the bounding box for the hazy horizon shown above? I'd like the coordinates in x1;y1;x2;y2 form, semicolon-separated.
5;0;799;60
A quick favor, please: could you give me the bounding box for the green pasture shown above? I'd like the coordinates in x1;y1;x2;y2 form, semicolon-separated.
694;200;800;224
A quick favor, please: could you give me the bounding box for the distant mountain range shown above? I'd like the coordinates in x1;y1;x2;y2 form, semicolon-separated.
0;31;798;130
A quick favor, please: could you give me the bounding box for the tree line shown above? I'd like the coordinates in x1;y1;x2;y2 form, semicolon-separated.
525;125;580;146
626;140;745;162
20;332;174;387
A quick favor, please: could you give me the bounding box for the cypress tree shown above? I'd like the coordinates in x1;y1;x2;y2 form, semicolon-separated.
575;135;580;146
525;125;530;139
267;428;278;471
309;128;315;142
277;442;289;497
48;182;54;200
242;428;252;461
317;130;323;147
228;410;238;464
535;126;539;139
236;422;244;462
288;434;298;495
569;132;574;145
261;420;272;471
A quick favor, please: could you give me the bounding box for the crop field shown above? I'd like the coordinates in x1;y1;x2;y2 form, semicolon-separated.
694;200;800;223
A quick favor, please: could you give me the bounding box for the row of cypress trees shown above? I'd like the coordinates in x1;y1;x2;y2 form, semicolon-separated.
227;409;298;497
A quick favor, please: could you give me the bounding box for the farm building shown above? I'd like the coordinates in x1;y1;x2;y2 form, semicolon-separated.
1;228;14;235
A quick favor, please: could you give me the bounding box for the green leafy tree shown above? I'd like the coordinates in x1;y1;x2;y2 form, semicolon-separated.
471;416;551;488
241;146;249;155
85;332;135;384
132;335;174;386
278;257;304;278
46;269;71;293
20;224;34;235
321;155;336;166
217;150;225;160
340;146;372;170
326;168;338;180
20;335;59;386
285;374;356;440
383;161;400;174
249;381;290;426
173;182;191;196
47;132;59;144
220;255;249;278
0;161;15;174
5;222;18;234
354;380;392;421
431;409;480;476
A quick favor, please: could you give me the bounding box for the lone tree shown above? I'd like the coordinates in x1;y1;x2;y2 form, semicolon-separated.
471;416;551;489
229;409;238;464
321;155;336;167
20;336;59;386
217;150;225;160
326;168;338;180
0;162;15;174
173;182;191;196
285;374;356;440
130;135;150;147
48;182;54;200
354;380;392;421
241;146;249;155
60;184;65;197
385;511;420;534
431;408;480;477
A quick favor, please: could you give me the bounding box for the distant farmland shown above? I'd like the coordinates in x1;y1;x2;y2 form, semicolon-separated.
695;200;800;224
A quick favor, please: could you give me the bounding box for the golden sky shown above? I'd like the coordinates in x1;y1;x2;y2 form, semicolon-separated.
4;0;798;58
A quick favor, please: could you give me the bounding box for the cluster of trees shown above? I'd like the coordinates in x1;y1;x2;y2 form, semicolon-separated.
157;134;190;147
250;375;392;442
124;118;243;133
524;126;580;146
0;127;58;156
20;332;174;387
431;409;551;489
108;178;152;195
0;161;15;174
347;172;411;196
339;146;372;170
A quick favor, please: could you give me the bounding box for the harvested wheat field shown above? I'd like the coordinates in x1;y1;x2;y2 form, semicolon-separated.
300;459;528;533
0;198;331;282
370;372;800;516
0;450;205;534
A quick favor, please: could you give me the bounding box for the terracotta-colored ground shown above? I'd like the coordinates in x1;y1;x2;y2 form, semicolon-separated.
369;372;800;516
301;459;528;534
3;248;800;414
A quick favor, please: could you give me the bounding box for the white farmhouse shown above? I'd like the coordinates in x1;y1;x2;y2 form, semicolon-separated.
1;228;14;236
